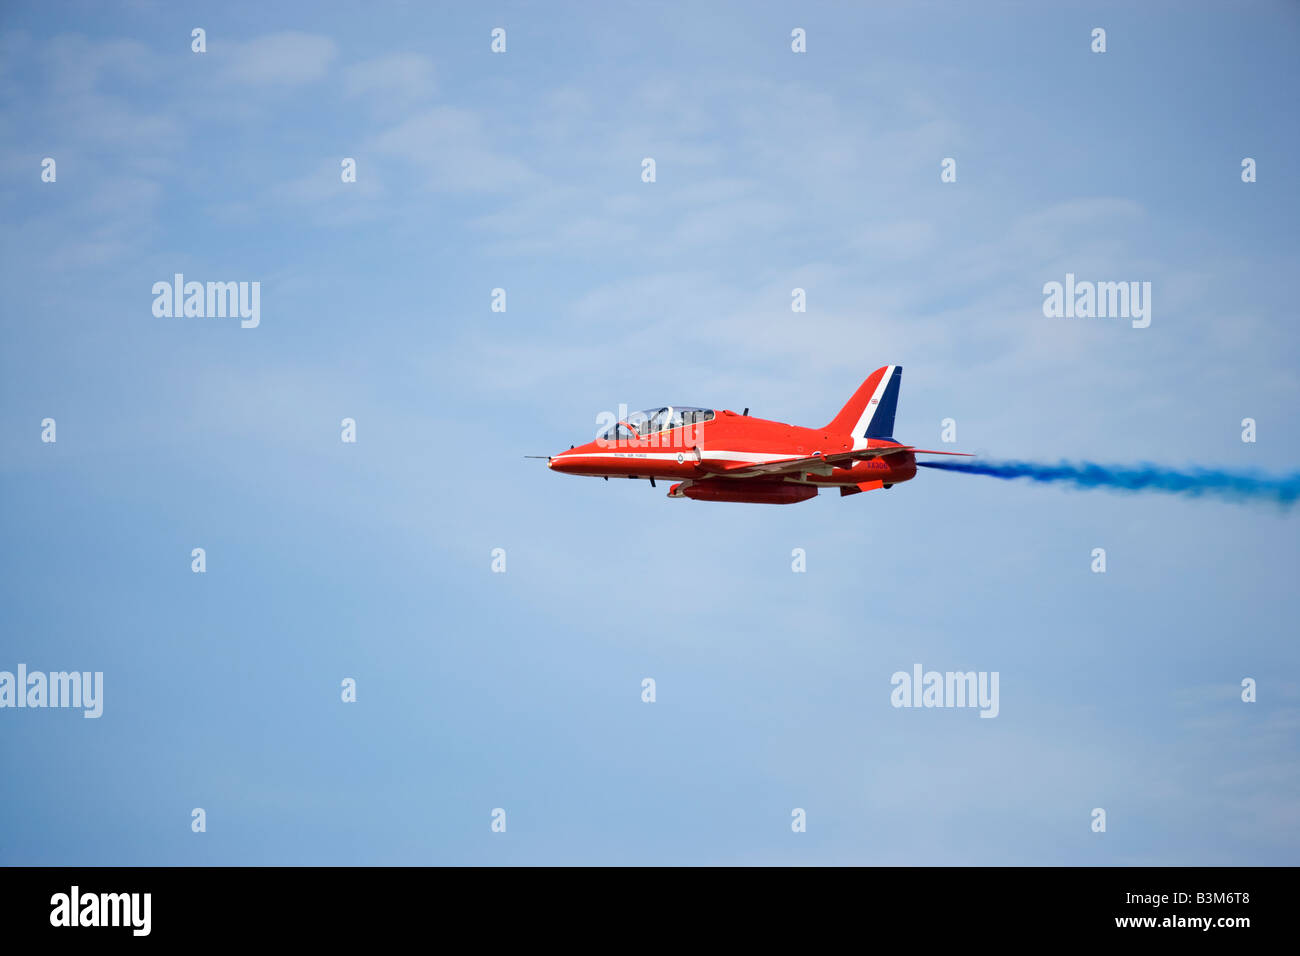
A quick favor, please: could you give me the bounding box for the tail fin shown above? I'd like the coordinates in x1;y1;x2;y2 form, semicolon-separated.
825;365;901;443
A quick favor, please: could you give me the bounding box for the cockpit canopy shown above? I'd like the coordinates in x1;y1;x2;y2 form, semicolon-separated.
597;406;715;441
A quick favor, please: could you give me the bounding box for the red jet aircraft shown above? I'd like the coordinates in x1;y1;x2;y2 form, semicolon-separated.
545;365;972;503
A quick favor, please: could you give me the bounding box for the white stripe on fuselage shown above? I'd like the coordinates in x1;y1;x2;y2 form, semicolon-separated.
557;450;790;464
555;450;890;488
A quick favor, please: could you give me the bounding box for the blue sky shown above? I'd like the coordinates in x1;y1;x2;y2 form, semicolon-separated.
1;0;1298;865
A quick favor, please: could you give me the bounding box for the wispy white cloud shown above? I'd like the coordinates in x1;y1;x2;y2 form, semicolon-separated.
344;52;436;106
368;106;537;192
217;31;337;87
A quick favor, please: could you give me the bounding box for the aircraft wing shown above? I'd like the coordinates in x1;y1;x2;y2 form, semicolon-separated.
700;445;916;478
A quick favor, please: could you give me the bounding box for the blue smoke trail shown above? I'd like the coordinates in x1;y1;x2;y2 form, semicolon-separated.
915;459;1300;507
